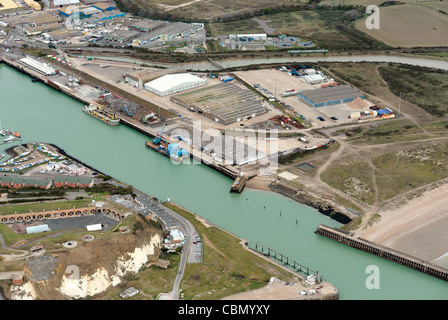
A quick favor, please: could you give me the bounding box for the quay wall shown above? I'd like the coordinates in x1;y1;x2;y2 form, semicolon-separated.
316;224;448;282
0;56;239;181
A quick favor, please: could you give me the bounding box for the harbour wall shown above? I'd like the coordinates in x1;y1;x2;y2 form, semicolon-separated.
0;57;239;181
315;224;448;282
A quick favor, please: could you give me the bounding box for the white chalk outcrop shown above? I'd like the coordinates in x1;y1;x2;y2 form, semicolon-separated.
9;234;162;300
58;234;162;299
58;267;111;299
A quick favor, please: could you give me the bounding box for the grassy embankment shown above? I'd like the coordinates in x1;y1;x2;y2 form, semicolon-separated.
162;202;297;300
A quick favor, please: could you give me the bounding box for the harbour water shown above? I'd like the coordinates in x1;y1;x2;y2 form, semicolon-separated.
0;63;447;299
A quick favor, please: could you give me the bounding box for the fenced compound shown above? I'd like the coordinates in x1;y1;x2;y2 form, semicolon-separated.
170;83;267;125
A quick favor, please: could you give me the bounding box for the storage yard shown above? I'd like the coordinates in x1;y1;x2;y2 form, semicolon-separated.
234;67;394;127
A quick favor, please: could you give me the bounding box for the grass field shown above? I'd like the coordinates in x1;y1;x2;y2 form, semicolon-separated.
0;199;93;215
321;160;376;205
378;64;448;117
372;141;448;202
207;19;265;36
355;2;448;47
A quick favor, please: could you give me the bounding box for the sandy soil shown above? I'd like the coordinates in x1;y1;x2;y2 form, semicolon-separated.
357;183;448;267
245;176;273;191
221;277;337;300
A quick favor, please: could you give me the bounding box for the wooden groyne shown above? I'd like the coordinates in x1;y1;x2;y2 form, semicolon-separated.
247;241;325;282
315;225;448;282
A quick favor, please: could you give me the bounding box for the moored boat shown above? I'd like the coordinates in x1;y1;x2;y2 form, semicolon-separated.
83;104;120;126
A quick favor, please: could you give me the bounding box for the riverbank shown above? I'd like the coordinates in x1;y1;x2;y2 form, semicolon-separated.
267;180;355;225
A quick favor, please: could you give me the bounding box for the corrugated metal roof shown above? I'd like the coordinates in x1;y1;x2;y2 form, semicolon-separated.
300;85;364;104
144;73;205;94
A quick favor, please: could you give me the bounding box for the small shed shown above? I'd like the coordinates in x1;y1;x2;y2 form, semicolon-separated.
26;224;50;234
120;287;139;299
86;224;102;231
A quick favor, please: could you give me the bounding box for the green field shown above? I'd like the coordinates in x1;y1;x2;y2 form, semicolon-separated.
321;160;376;205
0;199;93;215
378;65;448;117
372;142;448;202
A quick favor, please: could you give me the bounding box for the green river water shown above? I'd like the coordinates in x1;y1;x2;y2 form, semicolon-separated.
0;63;447;300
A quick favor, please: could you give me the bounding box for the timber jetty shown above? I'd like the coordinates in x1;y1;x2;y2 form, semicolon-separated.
315;225;448;282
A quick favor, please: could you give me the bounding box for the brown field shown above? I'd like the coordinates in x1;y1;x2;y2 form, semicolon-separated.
147;0;307;20
355;3;448;47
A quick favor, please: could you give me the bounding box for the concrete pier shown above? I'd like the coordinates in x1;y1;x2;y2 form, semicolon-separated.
315;224;448;282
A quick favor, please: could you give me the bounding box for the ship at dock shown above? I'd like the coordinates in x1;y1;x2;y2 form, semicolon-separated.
83;104;120;126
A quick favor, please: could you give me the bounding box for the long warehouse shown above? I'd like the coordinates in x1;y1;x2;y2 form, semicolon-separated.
298;85;365;108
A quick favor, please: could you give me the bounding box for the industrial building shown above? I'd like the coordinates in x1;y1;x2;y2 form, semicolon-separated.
42;0;79;8
92;2;115;11
134;21;203;43
19;56;57;76
124;66;187;88
129;19;165;33
171;82;267;125
24;0;41;10
229;33;267;41
144;73;206;96
103;29;139;43
0;0;21;12
300;74;325;84
298;85;366;108
23;22;63;36
83;10;125;23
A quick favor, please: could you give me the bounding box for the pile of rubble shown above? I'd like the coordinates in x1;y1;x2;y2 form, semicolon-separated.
100;95;142;116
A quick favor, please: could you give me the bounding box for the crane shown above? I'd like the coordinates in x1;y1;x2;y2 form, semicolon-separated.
124;106;133;117
153;123;166;145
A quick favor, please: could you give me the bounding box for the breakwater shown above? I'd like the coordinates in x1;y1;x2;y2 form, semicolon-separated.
269;181;354;224
315;225;448;282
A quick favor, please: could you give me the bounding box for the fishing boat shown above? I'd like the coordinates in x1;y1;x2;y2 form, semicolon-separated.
83;104;120;126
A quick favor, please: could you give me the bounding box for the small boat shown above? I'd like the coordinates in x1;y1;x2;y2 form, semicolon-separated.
3;136;16;143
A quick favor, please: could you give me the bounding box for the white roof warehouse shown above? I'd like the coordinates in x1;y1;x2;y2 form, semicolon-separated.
144;73;206;96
